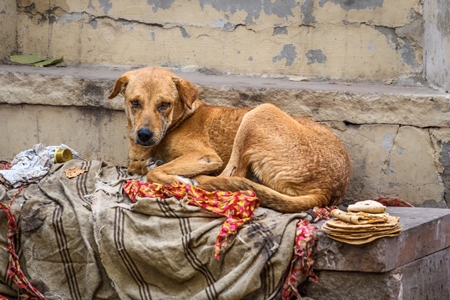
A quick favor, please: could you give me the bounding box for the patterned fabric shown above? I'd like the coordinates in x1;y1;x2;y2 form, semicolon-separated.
0;186;46;299
281;219;318;299
0;160;313;299
0;161;11;171
124;179;260;259
281;207;334;299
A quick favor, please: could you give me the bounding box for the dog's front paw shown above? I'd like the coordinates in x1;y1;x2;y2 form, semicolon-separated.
176;176;198;186
146;158;164;171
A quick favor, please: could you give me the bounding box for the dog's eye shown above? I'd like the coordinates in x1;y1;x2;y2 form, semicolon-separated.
158;102;171;112
130;99;141;109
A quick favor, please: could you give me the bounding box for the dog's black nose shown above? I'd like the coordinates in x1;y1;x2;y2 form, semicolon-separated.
137;128;153;145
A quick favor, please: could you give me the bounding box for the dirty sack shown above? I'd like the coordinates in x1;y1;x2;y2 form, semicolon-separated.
0;160;326;299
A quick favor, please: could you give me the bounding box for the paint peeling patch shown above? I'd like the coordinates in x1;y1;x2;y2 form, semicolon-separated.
273;26;288;36
199;0;297;24
399;39;420;68
375;27;420;68
384;163;394;175
211;19;235;30
58;13;83;25
305;49;327;64
301;0;316;24
38;15;47;25
375;26;398;49
89;18;97;29
48;15;57;24
179;27;191;38
319;0;383;10
151;32;155;41
147;0;176;13
381;133;394;152
439;140;450;206
98;0;112;14
272;44;297;66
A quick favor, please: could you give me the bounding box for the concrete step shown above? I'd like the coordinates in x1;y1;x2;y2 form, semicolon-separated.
1;64;450;208
304;207;450;299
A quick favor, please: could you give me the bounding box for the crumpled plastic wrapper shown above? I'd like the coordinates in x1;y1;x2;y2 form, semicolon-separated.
0;143;83;188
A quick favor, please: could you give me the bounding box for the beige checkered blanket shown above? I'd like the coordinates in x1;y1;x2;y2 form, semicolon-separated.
0;160;312;299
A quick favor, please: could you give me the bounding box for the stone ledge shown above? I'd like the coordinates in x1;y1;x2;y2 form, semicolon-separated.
1;64;449;128
304;248;450;299
314;207;450;272
305;207;450;299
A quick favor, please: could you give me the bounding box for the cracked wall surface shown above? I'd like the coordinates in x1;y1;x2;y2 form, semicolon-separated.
0;0;17;59
424;0;450;91
12;0;425;81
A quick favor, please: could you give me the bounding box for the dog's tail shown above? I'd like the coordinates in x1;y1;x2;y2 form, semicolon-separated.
196;176;338;213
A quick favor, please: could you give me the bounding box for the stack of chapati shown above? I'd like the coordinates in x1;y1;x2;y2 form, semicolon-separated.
322;200;401;244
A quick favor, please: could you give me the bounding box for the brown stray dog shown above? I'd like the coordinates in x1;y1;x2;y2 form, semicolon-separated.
109;67;350;213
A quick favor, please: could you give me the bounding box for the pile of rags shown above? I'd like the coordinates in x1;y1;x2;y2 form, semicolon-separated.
322;200;401;244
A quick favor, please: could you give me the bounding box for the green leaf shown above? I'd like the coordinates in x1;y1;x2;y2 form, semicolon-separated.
8;54;46;65
34;57;64;67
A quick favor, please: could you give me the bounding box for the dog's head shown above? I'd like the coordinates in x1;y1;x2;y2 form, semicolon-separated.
108;67;199;147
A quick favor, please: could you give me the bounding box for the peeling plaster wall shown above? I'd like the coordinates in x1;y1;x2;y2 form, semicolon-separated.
1;65;450;208
0;0;17;59
14;0;424;81
424;0;450;92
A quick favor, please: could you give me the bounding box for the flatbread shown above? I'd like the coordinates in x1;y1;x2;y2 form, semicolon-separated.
322;211;401;244
322;232;401;245
331;209;389;225
322;224;401;238
323;215;399;230
348;200;386;213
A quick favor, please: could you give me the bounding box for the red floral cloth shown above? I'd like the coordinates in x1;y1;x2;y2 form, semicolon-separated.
0;161;11;171
123;180;260;259
281;206;334;299
0;186;47;299
374;197;414;207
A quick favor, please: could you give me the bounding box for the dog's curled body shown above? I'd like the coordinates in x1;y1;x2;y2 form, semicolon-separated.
109;67;350;213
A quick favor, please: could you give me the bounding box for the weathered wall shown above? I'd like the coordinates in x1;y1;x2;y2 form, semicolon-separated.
1;1;450;208
14;0;423;81
424;0;450;92
1;65;450;208
0;0;17;59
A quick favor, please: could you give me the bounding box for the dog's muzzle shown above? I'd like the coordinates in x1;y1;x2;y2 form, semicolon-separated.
136;128;155;146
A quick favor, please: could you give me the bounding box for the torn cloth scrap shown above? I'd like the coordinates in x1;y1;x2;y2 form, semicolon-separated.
123;179;260;259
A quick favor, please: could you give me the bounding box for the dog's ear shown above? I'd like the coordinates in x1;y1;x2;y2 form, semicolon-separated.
172;77;198;109
108;75;129;99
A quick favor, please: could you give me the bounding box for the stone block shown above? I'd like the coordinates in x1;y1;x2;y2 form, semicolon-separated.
314;207;450;272
303;207;450;299
303;249;450;300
